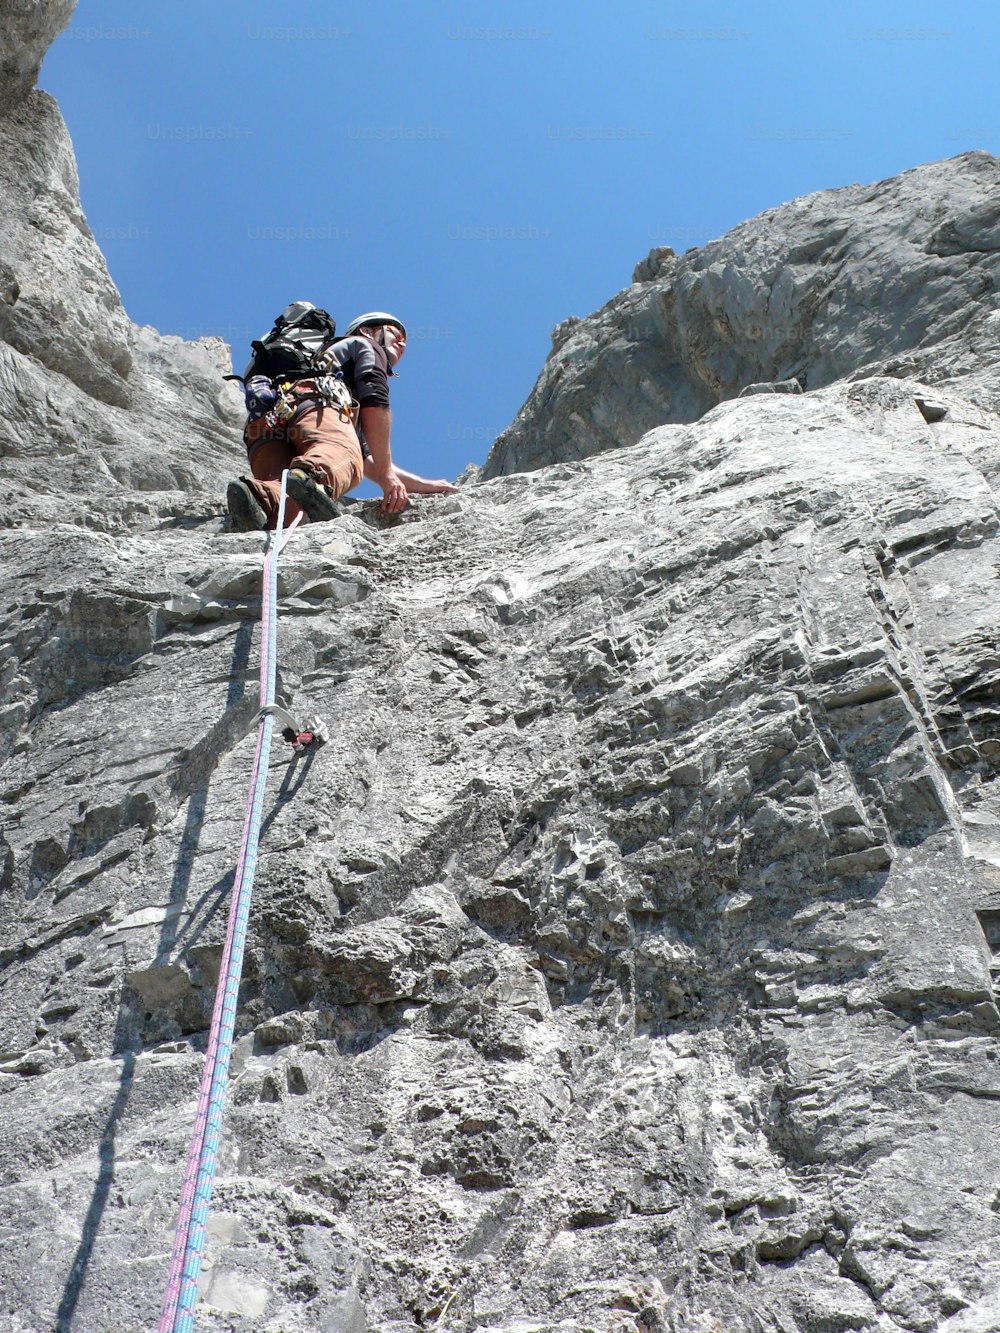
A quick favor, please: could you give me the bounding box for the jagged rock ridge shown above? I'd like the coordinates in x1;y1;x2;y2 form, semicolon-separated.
484;151;1000;478
4;8;1000;1332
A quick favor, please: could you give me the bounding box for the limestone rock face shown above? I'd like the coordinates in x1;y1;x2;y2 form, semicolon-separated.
0;89;135;406
0;0;139;409
484;151;1000;477
6;374;1000;1331
0;311;246;531
6;14;1000;1331
0;0;244;499
0;0;75;113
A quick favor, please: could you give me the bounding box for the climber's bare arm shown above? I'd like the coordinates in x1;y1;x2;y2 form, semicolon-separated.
363;456;458;495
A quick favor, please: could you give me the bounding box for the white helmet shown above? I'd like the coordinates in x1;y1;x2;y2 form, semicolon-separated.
343;312;406;338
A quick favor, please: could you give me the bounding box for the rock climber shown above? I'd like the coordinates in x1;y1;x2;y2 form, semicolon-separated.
226;311;457;531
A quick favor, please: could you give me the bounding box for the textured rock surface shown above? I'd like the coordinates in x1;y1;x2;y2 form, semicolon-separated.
6;13;1000;1331
7;375;1000;1331
0;8;244;516
0;0;75;113
484;152;1000;477
0;87;135;407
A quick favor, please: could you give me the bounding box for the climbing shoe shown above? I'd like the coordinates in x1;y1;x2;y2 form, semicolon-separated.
226;479;268;532
286;468;345;523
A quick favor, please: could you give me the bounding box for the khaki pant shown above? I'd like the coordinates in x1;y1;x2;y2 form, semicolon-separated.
243;381;363;529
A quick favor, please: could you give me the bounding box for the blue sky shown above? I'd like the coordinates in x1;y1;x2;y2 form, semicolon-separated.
42;1;996;491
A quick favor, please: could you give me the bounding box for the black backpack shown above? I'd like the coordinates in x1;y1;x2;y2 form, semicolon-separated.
243;301;336;381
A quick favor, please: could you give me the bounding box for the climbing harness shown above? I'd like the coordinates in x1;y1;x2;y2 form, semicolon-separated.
159;473;324;1333
257;375;356;431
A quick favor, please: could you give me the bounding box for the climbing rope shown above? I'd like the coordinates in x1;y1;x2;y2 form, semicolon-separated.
159;473;317;1332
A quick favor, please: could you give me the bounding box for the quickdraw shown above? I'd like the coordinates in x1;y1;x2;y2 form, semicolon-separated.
254;703;330;754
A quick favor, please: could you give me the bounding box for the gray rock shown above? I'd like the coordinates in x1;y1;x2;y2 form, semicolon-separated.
0;5;244;519
914;395;948;423
5;10;1000;1331
0;89;133;405
484;151;1000;477
738;378;803;397
6;370;1000;1331
631;244;678;284
0;0;75;114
